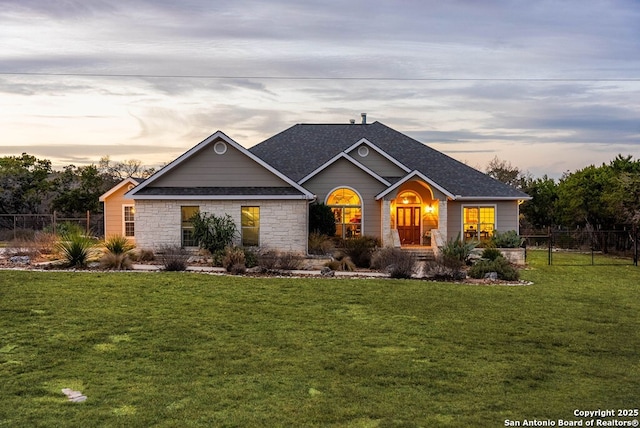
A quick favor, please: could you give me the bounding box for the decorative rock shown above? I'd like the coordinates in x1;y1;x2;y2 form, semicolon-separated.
246;266;264;274
61;388;87;403
9;256;30;264
320;267;335;277
484;271;499;280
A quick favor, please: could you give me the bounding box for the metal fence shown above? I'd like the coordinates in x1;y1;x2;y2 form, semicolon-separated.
522;227;639;266
0;212;104;241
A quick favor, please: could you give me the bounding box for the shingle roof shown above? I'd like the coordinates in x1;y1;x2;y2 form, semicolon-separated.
133;187;306;196
250;122;529;198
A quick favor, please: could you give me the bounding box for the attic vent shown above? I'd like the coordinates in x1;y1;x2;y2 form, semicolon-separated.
350;119;356;124
213;141;227;155
357;146;369;157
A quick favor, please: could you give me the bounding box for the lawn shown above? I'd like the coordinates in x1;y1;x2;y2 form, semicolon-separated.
1;251;638;427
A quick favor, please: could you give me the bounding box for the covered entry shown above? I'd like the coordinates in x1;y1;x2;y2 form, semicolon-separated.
397;205;421;244
384;183;440;248
396;191;422;245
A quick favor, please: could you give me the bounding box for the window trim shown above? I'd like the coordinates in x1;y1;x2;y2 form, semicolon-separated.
461;204;497;241
123;204;135;238
325;186;364;238
181;206;200;247
241;206;260;247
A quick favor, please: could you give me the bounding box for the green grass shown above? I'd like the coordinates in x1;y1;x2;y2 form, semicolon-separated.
1;250;639;427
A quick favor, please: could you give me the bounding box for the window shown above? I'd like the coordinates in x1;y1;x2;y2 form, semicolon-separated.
463;206;495;241
398;191;421;205
357;146;369;157
181;206;199;247
327;188;361;239
213;141;227;155
123;205;135;237
241;206;260;246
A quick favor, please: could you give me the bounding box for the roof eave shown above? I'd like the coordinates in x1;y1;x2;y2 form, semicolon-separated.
130;194;315;201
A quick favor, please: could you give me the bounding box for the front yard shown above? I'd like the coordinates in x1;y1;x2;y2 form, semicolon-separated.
1;251;638;427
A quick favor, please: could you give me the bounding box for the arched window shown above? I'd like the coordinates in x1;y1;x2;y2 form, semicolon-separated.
398;191;421;205
327;188;362;238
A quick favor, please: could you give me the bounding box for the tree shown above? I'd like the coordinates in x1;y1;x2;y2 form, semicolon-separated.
51;165;108;216
190;212;238;254
605;155;640;226
520;176;559;229
0;153;52;214
554;156;639;229
99;156;155;183
309;203;336;236
485;156;531;190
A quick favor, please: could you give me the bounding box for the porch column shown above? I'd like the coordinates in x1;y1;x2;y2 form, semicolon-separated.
437;199;448;241
381;199;392;246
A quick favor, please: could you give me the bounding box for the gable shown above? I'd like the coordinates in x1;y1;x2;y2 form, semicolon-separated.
303;157;389;199
151;137;291;188
99;178;140;202
345;142;407;178
129;131;315;200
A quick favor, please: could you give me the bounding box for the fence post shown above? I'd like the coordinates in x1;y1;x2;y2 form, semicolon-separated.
635;226;638;267
53;211;57;235
86;210;90;235
548;227;552;265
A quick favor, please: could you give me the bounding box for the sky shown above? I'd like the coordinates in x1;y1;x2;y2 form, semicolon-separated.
1;0;639;179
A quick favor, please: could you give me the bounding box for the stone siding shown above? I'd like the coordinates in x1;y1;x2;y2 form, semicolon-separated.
135;199;308;254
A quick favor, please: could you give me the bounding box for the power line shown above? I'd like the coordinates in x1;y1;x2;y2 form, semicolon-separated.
0;71;639;82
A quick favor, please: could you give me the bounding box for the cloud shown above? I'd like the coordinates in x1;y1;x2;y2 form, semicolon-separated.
1;0;640;178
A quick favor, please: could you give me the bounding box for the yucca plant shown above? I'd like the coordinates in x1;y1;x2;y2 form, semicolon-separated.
56;231;98;268
104;235;135;255
100;235;136;270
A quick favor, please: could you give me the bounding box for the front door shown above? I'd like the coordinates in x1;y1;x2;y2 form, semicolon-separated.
397;206;421;245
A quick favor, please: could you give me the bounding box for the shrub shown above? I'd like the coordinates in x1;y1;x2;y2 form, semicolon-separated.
371;247;417;279
254;250;303;271
5;237;40;259
308;232;335;255
440;233;477;265
222;246;246;273
257;249;279;270
158;245;190;271
133;248;155;262
190;212;238;254
99;252;133;270
100;235;135;270
309;203;336;236
468;256;519;281
276;252;303;270
325;256;356;272
423;262;467;281
241;247;259;268
228;263;246;275
104;235;135;255
491;230;524;248
480;247;503;261
56;231;98;268
34;232;58;255
54;222;85;237
341;235;379;268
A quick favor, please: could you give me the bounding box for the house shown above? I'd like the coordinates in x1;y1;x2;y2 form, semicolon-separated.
99;177;144;242
119;120;530;253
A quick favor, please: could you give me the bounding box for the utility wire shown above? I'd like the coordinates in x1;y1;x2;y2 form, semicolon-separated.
0;71;638;82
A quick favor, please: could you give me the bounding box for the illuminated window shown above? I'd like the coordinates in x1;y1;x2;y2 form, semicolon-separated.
123;205;135;237
241;206;260;246
327;188;361;238
181;206;199;247
463;206;495;241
